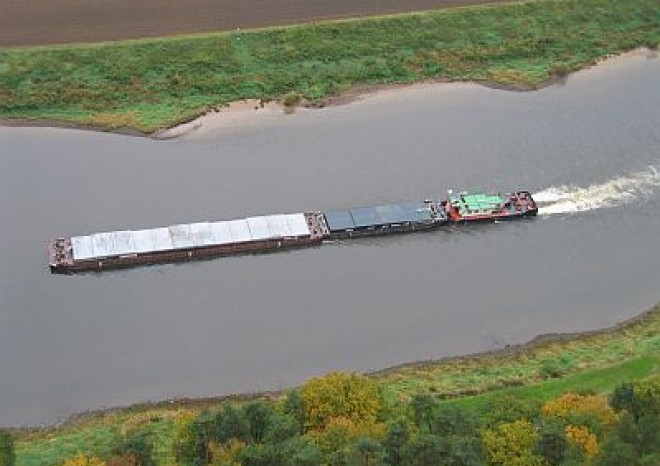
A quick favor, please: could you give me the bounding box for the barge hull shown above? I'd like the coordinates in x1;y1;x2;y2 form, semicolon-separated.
51;236;322;273
452;209;538;224
326;221;441;240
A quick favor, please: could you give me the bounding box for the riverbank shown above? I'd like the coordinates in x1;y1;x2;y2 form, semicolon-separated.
155;47;656;139
1;0;658;135
7;303;659;466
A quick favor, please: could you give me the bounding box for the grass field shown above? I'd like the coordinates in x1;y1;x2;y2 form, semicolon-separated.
11;304;659;466
0;0;658;133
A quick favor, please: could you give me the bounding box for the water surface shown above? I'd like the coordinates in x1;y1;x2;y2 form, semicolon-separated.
1;52;659;426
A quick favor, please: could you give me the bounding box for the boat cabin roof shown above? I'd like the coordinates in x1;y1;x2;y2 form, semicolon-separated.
450;192;506;214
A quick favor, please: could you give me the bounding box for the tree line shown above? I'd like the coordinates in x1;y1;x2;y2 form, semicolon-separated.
2;372;659;466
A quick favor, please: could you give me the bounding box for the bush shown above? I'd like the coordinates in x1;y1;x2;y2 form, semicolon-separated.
282;93;302;107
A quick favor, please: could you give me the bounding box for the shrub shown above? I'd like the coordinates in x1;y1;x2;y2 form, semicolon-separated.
300;372;383;431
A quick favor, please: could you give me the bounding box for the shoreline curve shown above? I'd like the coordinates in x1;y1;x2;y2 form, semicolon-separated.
1;47;655;140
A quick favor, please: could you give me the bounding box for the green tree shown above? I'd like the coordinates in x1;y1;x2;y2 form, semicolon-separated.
0;432;14;466
595;412;660;466
535;428;568;466
237;443;278;466
349;437;386;466
610;383;635;414
174;411;215;466
383;420;409;466
424;405;484;466
429;405;479;438
595;434;638;466
244;401;274;443
283;390;305;432
114;429;155;466
445;437;485;466
214;404;250;443
279;437;320;466
410;394;437;432
402;434;446;466
264;413;301;444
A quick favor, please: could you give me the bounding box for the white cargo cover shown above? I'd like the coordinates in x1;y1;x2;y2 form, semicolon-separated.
246;216;272;241
91;232;117;258
169;224;195;249
150;228;175;251
189;222;216;247
131;229;155;254
285;213;310;237
71;235;95;260
131;228;174;253
226;219;252;243
68;212;310;261
112;231;135;256
210;221;234;245
266;215;292;237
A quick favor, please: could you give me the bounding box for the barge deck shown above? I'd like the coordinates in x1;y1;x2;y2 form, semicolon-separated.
49;190;537;273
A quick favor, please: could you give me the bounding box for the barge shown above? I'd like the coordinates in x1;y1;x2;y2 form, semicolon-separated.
49;190;537;273
49;213;328;273
323;200;447;239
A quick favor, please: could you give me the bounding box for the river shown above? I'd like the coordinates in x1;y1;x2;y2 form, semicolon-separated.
1;51;658;426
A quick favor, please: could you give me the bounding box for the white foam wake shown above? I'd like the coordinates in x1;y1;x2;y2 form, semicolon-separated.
534;166;659;215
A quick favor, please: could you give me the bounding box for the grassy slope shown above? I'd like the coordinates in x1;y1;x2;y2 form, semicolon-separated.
12;305;660;466
379;305;660;403
1;0;658;133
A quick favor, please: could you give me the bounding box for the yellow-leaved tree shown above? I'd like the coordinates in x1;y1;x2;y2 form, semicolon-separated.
61;453;106;466
565;425;599;459
299;372;383;432
482;419;544;466
541;393;616;428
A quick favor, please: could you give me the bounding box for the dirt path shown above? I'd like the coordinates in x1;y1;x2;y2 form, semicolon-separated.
1;0;503;47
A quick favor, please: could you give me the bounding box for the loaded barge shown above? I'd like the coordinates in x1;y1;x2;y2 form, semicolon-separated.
49;190;536;273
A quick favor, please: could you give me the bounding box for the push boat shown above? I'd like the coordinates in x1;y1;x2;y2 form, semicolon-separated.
444;191;537;222
49;190;537;273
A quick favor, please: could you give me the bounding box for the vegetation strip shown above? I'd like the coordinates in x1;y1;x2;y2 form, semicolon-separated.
1;0;658;133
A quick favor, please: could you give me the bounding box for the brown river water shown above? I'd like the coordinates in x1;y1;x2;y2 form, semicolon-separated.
1;51;659;426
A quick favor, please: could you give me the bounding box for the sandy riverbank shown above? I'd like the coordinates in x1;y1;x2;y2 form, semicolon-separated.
152;47;657;140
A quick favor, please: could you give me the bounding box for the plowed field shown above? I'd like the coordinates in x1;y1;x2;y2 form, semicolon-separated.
1;0;501;47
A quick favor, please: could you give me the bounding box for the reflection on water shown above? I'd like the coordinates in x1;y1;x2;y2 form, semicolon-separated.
1;52;659;426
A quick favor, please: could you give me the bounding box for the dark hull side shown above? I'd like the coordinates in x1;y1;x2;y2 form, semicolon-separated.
50;236;321;274
453;208;538;224
326;221;443;240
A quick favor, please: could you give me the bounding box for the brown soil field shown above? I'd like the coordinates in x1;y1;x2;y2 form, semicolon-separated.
1;0;503;47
